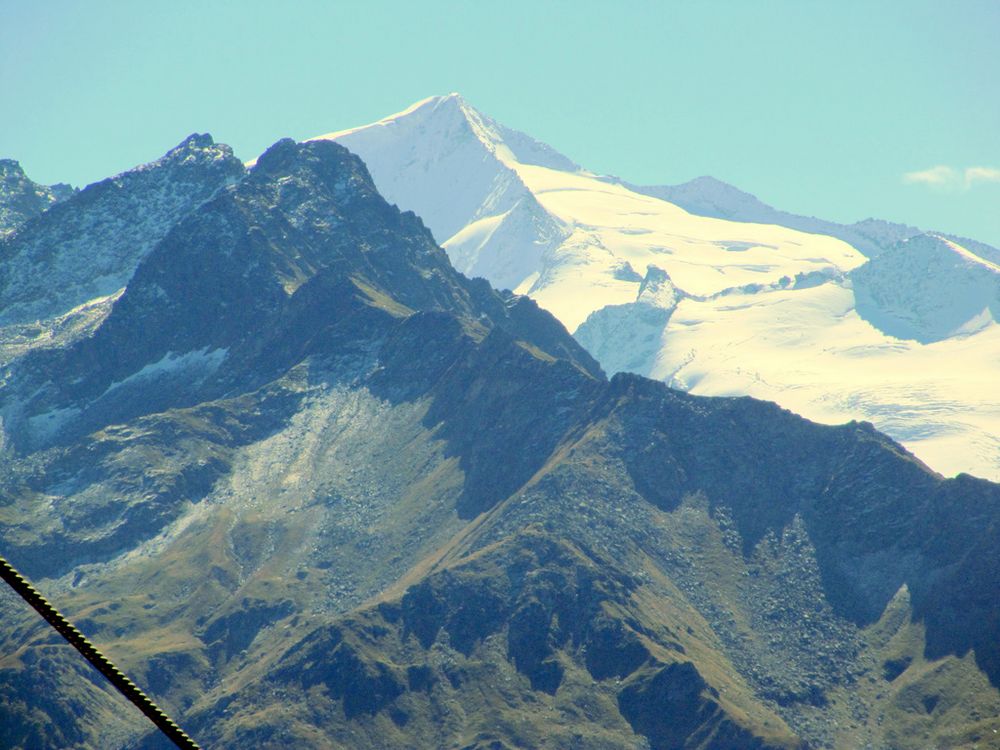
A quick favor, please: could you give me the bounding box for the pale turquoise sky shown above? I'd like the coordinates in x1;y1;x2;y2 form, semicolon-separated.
2;1;998;245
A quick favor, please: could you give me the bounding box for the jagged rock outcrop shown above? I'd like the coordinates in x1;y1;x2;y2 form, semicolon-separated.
0;158;75;237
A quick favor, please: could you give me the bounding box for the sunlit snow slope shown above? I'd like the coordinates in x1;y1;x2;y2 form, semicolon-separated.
311;94;1000;481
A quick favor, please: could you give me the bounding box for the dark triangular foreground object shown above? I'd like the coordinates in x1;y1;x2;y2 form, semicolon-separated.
0;554;201;750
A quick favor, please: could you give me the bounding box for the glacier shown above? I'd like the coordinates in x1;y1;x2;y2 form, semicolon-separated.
308;94;1000;481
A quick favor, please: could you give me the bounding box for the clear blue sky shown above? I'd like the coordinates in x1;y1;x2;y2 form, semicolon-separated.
2;1;998;245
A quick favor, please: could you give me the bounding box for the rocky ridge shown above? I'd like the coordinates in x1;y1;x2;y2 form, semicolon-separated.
0;134;245;329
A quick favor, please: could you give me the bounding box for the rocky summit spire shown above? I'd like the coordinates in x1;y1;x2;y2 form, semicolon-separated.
0;157;76;237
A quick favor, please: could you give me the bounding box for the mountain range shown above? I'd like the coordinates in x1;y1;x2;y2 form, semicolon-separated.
316;94;1000;482
0;101;997;750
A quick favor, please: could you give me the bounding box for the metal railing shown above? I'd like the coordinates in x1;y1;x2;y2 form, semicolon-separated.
0;554;202;750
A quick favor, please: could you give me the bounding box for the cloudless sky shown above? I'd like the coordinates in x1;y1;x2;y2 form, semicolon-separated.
2;0;998;245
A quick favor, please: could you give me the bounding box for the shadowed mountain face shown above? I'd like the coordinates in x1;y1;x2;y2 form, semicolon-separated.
1;139;999;750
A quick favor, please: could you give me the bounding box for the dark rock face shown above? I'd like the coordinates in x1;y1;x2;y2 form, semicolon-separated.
201;597;296;663
583;612;652;681
618;661;769;750
278;627;405;718
1;135;999;750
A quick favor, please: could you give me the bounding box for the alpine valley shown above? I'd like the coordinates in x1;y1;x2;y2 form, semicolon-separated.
0;100;997;750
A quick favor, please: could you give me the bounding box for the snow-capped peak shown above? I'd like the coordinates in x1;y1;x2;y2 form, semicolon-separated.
309;94;515;242
307;94;581;246
312;93;578;175
305;95;577;296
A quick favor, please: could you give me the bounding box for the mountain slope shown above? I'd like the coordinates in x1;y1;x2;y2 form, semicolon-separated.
617;174;920;259
317;95;1000;481
852;233;1000;342
0;135;999;750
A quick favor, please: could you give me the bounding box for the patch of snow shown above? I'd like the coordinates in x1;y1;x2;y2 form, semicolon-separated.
103;347;228;397
0;288;122;365
27;405;82;445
